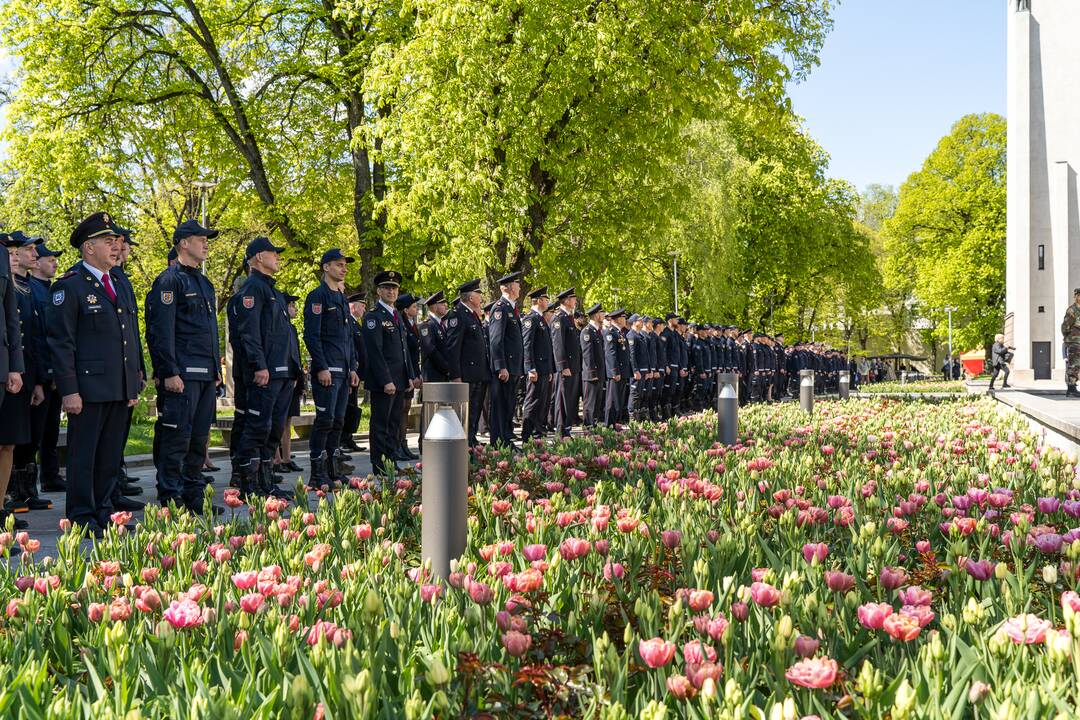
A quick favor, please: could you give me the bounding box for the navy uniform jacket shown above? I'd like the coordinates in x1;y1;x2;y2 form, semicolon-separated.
419;315;452;382
580;322;605;381
0;246;25;380
13;277;45;388
348;315;366;379
603;325;630;380
405;320;421;379
488;297;523;376
362;301;415;391
113;265;146;378
550;308;580;374
27;276;54;380
287;322;303;382
446;303;490;382
655;331;669;374
303;282;355;378
234;270;292;381
627;330;649;376
46;261;141;402
227;292;246;380
660;328;681;372
690;337;708;376
643;332;658;374
522;309;554;375
145;263;220;382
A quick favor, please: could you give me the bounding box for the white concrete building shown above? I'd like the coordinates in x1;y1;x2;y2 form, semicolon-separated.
1006;0;1080;382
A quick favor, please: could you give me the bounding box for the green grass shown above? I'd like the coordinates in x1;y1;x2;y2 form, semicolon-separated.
861;379;967;394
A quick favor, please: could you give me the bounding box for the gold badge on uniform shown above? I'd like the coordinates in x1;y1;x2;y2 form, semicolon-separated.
87;294;98;304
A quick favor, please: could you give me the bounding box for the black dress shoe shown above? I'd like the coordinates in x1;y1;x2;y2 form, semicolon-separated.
273;463;289;474
342;439;362;452
203;462;221;472
112;495;146;511
400;447;419;461
42;477;66;493
119;482;143;497
285;461;303;472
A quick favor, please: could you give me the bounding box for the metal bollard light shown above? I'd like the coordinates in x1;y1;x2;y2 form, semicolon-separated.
800;369;815;415
838;370;850;400
421;383;470;581
716;372;738;445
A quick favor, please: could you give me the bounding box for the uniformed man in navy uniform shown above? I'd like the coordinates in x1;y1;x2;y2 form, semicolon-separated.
46;213;141;534
28;240;65;492
446;279;489;448
110;226;146;508
341;292;367;451
487;271;524;448
579;302;605;428
550;288;580;437
419;290;452;382
226;261;250;487
145;219;221;513
626;314;649;421
520;286;553;442
302;248;359;485
362;270;419;475
233;236;293;499
395;292;422;461
602;309;629;427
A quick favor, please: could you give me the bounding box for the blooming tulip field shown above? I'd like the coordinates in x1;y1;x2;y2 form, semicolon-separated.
3;398;1080;719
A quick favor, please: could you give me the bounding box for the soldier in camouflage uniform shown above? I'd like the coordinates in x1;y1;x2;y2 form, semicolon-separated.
1061;288;1080;397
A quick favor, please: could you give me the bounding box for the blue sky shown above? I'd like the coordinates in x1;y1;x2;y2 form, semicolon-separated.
788;0;1007;193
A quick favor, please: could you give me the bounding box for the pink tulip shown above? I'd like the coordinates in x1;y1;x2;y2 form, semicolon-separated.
231;571;258;590
686;589;714;612
1001;614;1052;644
794;634;820;658
883;613;921;641
666;674;697;699
682;640;717;664
731;601;749;622
660;530;682;549
559;538;591;561
420;584;442;603
706;615;729;641
638;637;676;668
824;571;855;593
603;562;625;581
466;579;495;605
1062;590;1080;614
239;593;265;614
163;599;204;629
749;581;780;607
501;630;532;657
802;542;829;564
87;602;106;623
785;656;839;689
110;511;132;527
857;602;893;630
522;544;547;562
686;661;722;689
593;539;610;556
897;585;933;607
879;566;907;590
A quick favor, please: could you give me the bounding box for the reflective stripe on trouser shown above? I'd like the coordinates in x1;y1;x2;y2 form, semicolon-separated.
155;379;216;504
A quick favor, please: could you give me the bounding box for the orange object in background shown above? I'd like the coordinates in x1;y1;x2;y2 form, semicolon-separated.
960;349;985;378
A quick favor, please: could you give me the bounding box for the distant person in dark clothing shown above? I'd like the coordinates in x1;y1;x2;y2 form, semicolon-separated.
989;334;1013;390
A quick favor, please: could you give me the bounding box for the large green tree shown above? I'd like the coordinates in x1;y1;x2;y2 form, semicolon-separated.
885;113;1007;352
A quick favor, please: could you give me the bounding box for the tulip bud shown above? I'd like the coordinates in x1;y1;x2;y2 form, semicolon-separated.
892;679;915;720
363;588;383;617
426;657;450;685
1043;564;1059;585
776;615;793;639
623;623;634;645
995;562;1009;580
968;680;991;705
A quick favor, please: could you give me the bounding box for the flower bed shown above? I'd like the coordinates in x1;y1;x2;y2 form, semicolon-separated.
2;398;1079;718
860;380;967;395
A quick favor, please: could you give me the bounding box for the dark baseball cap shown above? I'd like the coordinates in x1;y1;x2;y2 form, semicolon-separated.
320;248;354;265
245;236;286;259
173;219;219;244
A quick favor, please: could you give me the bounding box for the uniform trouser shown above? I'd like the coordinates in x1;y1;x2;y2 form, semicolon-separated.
66;400;128;528
465;381;488;447
230;376;248;460
620;379;631;423
238;378;292;464
369;388;405;474
343;387;362;438
489;374;519;446
37;386;62;483
627;378;646;418
14;385;50;467
311;375;349;459
604;378;626;427
156;379;216;505
397;390;415;449
521;373;552;441
989;364;1010;387
554;372;581;437
582;378;604;427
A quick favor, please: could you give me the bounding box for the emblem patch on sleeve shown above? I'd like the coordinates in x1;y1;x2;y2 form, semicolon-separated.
448;318;458;328
161;291;174;305
421;328;429;336
494;310;503;320
242;296;254;309
366;319;376;329
311;303;322;315
52;290;65;305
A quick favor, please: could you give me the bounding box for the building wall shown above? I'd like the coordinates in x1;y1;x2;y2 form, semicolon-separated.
1006;0;1080;381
